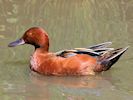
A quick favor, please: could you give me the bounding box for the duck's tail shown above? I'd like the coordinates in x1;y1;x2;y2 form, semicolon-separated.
89;41;112;49
95;46;129;72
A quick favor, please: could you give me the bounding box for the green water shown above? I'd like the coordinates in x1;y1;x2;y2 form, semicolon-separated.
0;0;133;100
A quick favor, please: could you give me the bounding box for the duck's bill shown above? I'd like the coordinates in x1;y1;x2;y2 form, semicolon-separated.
8;39;25;47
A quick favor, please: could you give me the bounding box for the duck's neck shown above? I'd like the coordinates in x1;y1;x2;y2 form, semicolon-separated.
35;47;49;53
35;41;49;53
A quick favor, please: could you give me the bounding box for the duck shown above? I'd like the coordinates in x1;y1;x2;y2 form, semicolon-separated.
8;27;129;76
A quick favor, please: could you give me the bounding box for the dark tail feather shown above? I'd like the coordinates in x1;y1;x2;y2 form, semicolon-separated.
89;42;112;49
99;46;129;71
89;42;113;55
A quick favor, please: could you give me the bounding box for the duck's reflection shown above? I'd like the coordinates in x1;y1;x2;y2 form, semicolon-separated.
30;71;113;87
25;71;115;100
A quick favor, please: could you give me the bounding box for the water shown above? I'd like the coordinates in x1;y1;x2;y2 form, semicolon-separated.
0;0;133;100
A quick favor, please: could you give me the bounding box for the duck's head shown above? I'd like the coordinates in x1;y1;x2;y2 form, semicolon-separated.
8;27;49;51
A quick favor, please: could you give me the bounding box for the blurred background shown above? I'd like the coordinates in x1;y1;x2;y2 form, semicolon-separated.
0;0;133;100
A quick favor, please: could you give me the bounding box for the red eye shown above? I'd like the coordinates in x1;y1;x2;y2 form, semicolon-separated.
29;32;33;36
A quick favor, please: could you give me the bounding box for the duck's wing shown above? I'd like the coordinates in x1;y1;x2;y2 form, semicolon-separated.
75;42;114;54
55;49;100;58
55;42;113;58
55;50;77;58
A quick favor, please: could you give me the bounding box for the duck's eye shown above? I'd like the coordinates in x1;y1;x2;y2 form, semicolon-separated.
29;32;33;36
